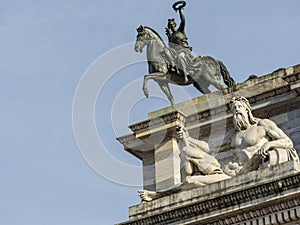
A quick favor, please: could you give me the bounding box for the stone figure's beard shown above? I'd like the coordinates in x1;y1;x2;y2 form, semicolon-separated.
233;112;250;131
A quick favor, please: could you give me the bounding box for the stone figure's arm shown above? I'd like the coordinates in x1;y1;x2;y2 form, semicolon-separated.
258;119;293;157
221;130;243;176
176;126;189;148
176;126;211;158
223;161;241;177
177;9;186;33
188;138;210;154
219;129;234;149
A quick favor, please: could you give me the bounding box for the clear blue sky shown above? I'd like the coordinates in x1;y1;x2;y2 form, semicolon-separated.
1;0;300;224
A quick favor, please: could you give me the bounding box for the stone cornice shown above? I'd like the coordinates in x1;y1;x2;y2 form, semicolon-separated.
116;133;136;145
206;196;300;225
186;84;292;125
128;111;186;133
118;162;300;225
118;173;300;225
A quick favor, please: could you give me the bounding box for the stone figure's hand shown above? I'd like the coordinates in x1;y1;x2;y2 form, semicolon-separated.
257;143;270;158
223;162;242;177
176;125;189;147
176;128;184;139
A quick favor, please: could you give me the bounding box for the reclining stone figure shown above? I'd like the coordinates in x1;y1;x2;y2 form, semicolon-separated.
138;96;299;202
223;96;299;176
138;126;230;202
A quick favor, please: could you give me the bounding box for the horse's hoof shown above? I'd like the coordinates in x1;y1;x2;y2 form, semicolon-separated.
143;88;149;98
144;91;149;98
184;77;188;84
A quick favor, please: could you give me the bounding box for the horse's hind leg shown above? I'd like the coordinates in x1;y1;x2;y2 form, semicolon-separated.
158;82;175;105
205;73;226;90
143;74;150;98
214;79;226;90
193;82;210;94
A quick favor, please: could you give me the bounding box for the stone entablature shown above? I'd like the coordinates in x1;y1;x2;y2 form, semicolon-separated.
117;111;186;161
117;162;300;225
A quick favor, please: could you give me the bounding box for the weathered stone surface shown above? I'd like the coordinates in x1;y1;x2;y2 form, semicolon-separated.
116;63;300;225
154;138;181;190
142;153;155;191
222;96;299;176
117;64;300;187
116;162;300;225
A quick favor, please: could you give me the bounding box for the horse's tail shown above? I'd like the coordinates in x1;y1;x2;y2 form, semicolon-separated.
217;60;236;87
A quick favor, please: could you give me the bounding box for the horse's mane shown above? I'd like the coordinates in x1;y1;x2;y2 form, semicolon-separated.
144;26;166;47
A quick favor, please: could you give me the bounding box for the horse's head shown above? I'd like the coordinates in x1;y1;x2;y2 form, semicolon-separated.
134;25;151;53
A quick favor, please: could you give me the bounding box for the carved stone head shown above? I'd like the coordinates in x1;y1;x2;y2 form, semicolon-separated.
230;96;258;131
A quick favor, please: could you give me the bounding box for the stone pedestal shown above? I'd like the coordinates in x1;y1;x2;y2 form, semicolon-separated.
116;64;300;224
118;111;186;191
154;138;181;190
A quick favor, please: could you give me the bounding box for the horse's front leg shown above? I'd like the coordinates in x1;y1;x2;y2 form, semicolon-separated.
158;82;175;105
143;72;166;98
143;75;150;98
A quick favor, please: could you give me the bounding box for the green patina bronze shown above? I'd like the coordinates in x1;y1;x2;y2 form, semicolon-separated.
134;1;235;105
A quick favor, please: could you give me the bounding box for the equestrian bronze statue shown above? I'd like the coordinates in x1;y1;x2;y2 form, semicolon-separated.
134;1;235;105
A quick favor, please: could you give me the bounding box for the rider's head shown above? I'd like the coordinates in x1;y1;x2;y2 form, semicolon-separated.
167;18;177;32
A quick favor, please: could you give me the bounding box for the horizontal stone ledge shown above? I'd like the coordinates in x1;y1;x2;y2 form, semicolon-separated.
127;161;300;221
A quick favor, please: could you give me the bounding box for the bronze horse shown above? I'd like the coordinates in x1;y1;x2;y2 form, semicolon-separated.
134;25;235;105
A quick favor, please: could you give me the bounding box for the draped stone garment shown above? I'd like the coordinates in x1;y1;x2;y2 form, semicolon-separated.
184;137;224;175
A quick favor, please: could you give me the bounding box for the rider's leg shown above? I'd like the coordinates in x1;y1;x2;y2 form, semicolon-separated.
177;52;188;83
162;47;176;69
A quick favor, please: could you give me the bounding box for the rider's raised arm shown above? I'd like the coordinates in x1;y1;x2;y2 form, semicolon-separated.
177;9;186;33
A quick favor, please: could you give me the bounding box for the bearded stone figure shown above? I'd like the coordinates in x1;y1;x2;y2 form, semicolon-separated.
223;96;299;176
